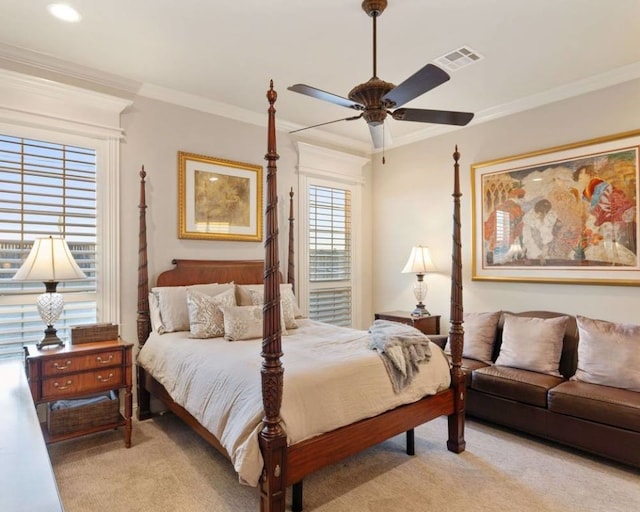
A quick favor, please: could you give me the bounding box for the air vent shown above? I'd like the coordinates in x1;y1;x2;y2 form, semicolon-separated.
434;46;483;72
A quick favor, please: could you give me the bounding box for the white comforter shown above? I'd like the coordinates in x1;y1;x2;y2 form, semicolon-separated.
137;319;451;486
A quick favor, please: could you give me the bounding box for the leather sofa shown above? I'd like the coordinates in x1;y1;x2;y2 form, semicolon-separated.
431;311;640;469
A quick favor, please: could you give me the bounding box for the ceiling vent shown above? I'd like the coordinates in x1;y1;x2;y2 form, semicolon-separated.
434;46;483;72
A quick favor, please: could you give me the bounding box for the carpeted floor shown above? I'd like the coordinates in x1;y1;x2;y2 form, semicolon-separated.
48;414;639;512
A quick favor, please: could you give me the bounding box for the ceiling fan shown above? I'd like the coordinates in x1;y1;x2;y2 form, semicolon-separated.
288;0;474;148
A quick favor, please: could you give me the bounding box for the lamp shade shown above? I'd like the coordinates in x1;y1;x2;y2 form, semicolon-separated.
401;246;436;274
13;236;86;282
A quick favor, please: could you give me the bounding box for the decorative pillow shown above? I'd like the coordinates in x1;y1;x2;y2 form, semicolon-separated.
237;283;302;317
221;305;289;341
445;311;501;363
187;288;236;339
572;315;640;391
249;289;298;330
494;314;569;376
152;283;234;333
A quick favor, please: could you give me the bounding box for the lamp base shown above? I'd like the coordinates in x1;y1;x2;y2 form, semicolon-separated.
411;304;430;317
37;325;65;350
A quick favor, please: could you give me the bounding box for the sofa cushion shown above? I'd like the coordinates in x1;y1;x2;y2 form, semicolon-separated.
445;355;490;386
572;315;640;392
495;314;569;376
472;365;564;407
445;311;501;363
549;381;640;433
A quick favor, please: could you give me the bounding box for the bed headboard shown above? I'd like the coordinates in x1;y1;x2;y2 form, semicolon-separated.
156;259;269;287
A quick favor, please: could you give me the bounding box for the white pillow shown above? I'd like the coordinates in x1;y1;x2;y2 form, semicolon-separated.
221;305;289;341
152;283;234;333
572;315;640;391
237;283;302;318
148;292;163;333
494;314;568;376
445;311;500;363
249;288;298;330
187;288;236;339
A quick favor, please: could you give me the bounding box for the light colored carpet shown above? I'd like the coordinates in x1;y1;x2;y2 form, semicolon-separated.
48;414;639;512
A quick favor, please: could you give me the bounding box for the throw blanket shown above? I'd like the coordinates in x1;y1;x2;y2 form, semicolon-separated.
369;319;432;393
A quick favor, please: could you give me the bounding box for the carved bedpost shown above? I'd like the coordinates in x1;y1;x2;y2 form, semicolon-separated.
447;145;466;453
259;80;287;512
288;187;295;292
136;165;152;420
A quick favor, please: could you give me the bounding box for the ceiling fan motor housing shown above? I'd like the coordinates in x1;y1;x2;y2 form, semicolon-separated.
362;0;388;17
348;77;395;125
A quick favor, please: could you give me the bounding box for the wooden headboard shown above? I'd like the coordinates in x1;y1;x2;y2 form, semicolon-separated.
156;259;269;287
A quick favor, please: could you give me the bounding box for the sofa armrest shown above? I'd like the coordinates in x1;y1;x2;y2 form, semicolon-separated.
428;334;448;350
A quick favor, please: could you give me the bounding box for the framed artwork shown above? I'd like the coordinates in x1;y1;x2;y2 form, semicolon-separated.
178;152;263;241
471;130;640;285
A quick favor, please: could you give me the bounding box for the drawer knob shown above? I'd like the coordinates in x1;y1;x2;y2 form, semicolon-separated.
53;360;72;370
97;372;114;383
96;354;114;364
53;380;73;390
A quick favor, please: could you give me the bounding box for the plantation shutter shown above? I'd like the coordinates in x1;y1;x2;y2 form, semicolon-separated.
308;184;352;326
0;135;97;356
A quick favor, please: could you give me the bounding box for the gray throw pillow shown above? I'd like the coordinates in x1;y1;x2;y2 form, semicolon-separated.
572;315;640;391
494;314;568;376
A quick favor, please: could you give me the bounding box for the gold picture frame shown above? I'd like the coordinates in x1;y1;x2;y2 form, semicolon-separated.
178;151;263;241
471;129;640;285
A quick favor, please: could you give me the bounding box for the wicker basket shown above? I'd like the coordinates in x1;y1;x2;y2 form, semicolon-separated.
47;391;121;435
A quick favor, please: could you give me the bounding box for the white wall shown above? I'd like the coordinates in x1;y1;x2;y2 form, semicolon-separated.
118;95;374;346
373;78;640;331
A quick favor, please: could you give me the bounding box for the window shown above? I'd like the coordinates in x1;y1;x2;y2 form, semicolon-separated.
0;70;129;359
308;184;352;326
0;135;98;355
296;142;368;328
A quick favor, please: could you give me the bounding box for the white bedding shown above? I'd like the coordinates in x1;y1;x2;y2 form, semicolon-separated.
137;318;451;486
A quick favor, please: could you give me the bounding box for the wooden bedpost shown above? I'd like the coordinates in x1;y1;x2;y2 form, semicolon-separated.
288;187;295;292
447;145;466;453
259;80;287;512
136;165;152;420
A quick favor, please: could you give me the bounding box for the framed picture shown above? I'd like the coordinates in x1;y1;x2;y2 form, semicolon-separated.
178;152;263;241
471;130;640;285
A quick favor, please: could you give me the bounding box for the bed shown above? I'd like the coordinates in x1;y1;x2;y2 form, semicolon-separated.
135;81;466;512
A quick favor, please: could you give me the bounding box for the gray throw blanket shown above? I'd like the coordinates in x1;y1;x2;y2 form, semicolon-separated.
368;319;432;393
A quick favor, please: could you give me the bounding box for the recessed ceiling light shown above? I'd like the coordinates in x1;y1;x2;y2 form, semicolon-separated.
47;3;81;23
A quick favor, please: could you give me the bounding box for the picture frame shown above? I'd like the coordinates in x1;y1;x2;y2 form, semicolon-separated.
178;151;263;241
471;129;640;285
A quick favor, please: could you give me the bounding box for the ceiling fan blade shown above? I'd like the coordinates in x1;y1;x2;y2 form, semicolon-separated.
382;64;450;108
289;114;363;134
288;84;363;110
392;108;474;126
369;123;393;149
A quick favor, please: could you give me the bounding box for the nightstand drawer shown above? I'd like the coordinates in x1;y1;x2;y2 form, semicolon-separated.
42;350;123;376
42;367;123;399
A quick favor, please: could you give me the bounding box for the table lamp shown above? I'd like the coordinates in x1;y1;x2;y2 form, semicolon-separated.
402;245;436;317
13;236;86;349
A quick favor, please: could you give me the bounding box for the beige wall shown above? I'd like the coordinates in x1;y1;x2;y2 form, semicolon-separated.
372;78;640;331
118;95;374;346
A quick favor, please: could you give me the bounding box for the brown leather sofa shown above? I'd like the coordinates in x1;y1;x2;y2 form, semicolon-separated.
431;311;640;469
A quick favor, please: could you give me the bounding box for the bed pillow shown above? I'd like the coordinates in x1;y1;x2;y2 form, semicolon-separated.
445;311;501;363
152;283;234;333
187;288;236;339
148;292;163;333
494;314;568;376
221;305;288;341
237;283;302;318
572;315;640;391
249;289;298;330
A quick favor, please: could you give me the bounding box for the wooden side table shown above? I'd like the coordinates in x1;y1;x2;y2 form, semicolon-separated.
374;311;441;335
24;339;132;447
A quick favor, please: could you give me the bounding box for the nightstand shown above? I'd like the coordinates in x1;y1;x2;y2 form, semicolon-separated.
24;339;132;447
374;311;441;335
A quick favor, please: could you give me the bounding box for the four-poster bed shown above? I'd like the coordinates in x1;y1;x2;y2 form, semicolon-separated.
135;81;466;512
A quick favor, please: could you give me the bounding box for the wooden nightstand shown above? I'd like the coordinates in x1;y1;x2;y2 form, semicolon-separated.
24;339;132;447
374;311;441;335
